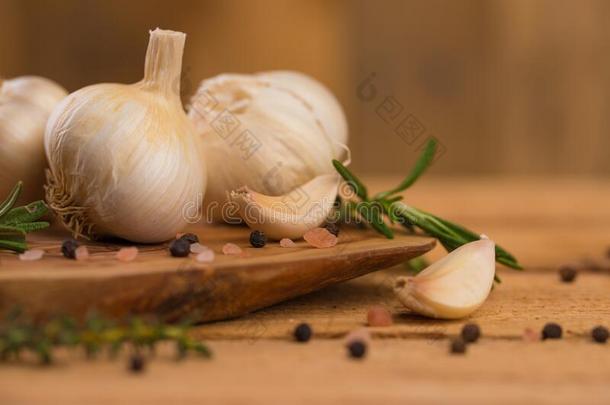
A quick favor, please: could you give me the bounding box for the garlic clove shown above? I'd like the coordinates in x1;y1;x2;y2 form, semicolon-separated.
394;239;496;319
230;174;340;240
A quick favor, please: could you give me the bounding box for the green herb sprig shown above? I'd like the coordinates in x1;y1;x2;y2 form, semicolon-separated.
0;309;211;365
0;182;50;253
332;139;522;273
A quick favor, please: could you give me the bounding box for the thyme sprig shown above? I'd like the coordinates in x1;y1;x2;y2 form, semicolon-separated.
0;182;50;253
0;309;211;365
332;139;522;272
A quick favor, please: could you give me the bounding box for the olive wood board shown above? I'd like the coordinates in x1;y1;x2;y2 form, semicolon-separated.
0;224;435;323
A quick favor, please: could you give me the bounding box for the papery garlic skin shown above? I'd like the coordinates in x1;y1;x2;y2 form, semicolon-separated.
0;76;67;202
45;29;206;243
188;71;347;221
394;239;496;319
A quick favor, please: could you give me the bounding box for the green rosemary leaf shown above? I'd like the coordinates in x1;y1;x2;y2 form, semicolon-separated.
332;160;368;200
0;224;26;238
11;221;50;233
356;202;394;238
421;211;522;269
0;201;48;225
0;182;23;219
404;256;429;273
376;139;437;199
0;239;27;253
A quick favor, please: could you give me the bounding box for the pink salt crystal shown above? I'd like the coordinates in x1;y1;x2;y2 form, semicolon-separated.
116;247;138;262
344;328;372;345
196;249;215;263
18;249;45;261
367;305;394;327
222;243;242;255
280;238;297;248
303;227;338;249
523;327;540;342
75;246;89;261
190;243;209;254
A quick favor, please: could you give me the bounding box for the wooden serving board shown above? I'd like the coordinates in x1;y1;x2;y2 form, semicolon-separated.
0;224;435;323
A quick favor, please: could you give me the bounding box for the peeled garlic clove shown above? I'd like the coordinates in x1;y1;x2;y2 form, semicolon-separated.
188;71;347;222
44;29;206;243
230;174;340;240
394;239;496;319
0;76;67;202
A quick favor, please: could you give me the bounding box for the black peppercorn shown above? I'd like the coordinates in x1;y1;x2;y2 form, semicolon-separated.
542;322;562;340
61;239;80;259
558;265;577;283
592;326;609;344
169;238;190;257
249;230;267;248
129;353;145;373
333;196;342;209
450;338;467;354
324;222;340;237
294;323;312;342
347;340;367;359
461;323;481;343
179;233;199;245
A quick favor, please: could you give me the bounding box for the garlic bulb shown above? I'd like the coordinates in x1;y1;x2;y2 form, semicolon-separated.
188;71;347;222
45;29;206;243
230;173;340;240
394;239;496;319
0;76;67;202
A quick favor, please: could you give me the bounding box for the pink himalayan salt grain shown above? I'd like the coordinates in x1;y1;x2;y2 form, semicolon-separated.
18;249;45;261
303;227;338;249
196;249;215;263
190;243;209;254
75;246;89;261
222;243;242;255
367;305;393;327
116;247;138;262
522;327;540;342
344;328;372;345
280;238;297;248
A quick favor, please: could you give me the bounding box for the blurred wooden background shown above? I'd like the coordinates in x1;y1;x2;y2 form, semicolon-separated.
1;0;609;177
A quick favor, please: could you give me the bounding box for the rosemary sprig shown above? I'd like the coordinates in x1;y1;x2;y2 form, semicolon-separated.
0;182;50;253
0;309;211;365
332;139;522;271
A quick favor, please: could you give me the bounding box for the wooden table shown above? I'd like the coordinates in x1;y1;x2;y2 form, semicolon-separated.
1;176;609;404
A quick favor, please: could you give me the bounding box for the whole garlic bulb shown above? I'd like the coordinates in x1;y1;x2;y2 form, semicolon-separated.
0;76;67;202
188;71;347;221
45;29;206;243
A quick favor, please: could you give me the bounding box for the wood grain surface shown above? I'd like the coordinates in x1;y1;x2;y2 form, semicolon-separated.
0;177;609;404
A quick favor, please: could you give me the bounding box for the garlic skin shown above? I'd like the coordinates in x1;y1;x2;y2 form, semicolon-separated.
394;239;496;319
230;174;340;240
44;29;206;243
188;71;347;221
0;76;67;202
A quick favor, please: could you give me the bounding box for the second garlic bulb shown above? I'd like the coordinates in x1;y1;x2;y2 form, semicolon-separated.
188;71;348;221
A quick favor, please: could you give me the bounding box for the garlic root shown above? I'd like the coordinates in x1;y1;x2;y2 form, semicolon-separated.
230;174;340;240
394;239;496;319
